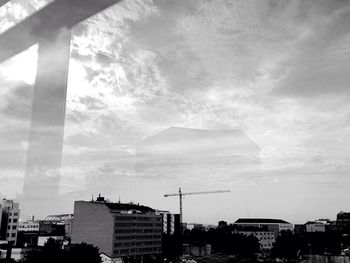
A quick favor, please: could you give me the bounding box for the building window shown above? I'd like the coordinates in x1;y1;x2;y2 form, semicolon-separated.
11;233;16;237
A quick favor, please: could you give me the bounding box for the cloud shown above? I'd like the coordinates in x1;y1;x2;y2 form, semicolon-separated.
0;0;53;33
272;2;350;97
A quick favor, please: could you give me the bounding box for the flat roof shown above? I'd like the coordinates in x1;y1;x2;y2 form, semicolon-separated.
235;218;291;224
76;200;155;213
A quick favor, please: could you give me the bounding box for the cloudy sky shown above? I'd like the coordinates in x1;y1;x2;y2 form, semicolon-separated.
1;0;350;224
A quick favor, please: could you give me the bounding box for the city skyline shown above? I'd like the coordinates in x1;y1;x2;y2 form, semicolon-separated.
1;0;350;224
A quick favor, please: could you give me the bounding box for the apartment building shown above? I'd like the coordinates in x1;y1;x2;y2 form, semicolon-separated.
160;211;181;235
0;199;20;245
72;196;162;262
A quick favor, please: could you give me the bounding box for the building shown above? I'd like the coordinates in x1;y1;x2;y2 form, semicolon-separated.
337;211;350;233
186;223;205;231
294;224;306;234
305;219;330;233
239;231;276;250
160;211;181;235
0;199;20;245
72;196;162;262
218;221;228;228
0;247;30;261
100;252;123;263
18;220;40;232
17;215;70;247
183;242;211;257
233;218;293;238
44;214;74;237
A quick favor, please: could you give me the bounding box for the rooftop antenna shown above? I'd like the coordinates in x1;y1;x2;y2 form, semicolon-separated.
92;194;94;201
118;196;121;203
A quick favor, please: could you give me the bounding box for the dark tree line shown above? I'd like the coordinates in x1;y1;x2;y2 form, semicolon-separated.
271;230;345;260
0;238;102;263
182;226;260;258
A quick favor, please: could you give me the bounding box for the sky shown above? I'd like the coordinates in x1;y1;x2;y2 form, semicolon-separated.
1;0;350;224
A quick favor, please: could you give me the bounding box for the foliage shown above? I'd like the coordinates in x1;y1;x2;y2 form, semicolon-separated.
22;238;101;263
183;225;260;259
271;230;305;260
162;233;182;260
271;230;343;260
66;242;102;263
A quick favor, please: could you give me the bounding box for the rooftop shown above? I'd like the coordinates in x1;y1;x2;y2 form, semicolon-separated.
77;199;155;213
45;214;74;221
234;218;291;224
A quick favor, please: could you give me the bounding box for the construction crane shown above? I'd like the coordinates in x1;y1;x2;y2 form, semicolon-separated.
164;187;231;228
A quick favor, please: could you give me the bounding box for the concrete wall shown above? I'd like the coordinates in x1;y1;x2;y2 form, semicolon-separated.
71;202;114;256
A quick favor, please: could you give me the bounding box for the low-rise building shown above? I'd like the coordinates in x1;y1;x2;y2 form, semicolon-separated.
186;223;205;231
238;231;275;250
183;242;211;257
17;216;68;247
294;224;306;234
233;218;293;239
18;220;40;232
44;214;74;237
305;219;330;233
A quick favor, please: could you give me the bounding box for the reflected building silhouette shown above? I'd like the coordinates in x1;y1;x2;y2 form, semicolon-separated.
0;0;120;216
135;127;260;181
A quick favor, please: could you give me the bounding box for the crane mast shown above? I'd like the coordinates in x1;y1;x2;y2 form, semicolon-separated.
164;187;230;231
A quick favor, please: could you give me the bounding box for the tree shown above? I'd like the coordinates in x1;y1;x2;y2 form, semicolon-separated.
22;239;101;263
65;243;102;263
24;238;64;263
271;230;305;260
183;225;259;259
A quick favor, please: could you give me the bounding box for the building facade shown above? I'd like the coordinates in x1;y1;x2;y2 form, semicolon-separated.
160;212;181;235
239;231;276;250
44;214;74;237
18;220;40;232
0;199;20;245
337;211;350;233
72;197;162;261
233;218;293;239
305;220;330;233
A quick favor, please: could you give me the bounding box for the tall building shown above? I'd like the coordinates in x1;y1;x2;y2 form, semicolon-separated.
337;211;350;233
0;199;20;245
160;211;181;235
72;197;162;262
